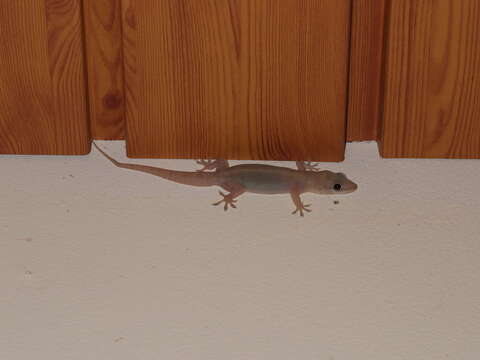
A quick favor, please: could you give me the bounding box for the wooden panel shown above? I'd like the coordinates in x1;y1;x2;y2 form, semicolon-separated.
122;0;351;161
380;0;480;158
83;0;125;140
347;0;385;141
0;0;90;155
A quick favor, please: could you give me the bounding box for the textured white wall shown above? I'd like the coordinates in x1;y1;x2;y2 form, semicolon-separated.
1;142;479;360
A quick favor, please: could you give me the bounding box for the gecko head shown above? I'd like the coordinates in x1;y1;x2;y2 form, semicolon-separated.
310;171;358;195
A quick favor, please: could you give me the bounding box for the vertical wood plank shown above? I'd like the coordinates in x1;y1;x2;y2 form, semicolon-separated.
347;0;386;141
122;0;351;161
121;0;138;147
83;0;125;140
380;0;480;158
0;0;90;155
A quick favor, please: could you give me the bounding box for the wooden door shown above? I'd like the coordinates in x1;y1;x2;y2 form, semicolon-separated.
121;0;351;161
0;0;90;155
379;0;480;158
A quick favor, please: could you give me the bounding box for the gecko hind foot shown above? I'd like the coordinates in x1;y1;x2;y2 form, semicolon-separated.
196;159;229;172
212;191;238;211
292;203;312;217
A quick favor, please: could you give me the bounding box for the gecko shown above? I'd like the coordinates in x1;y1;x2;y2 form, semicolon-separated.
93;143;357;216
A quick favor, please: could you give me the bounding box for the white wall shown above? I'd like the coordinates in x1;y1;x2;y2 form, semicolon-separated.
1;142;479;360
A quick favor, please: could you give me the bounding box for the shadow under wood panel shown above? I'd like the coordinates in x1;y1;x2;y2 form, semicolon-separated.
347;0;386;142
122;0;351;161
83;0;125;140
380;0;480;158
0;0;90;155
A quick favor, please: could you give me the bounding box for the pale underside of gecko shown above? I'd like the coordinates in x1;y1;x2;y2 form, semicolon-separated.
94;143;357;216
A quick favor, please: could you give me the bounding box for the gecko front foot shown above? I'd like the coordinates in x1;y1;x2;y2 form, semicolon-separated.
212;191;238;211
292;203;312;217
296;161;321;172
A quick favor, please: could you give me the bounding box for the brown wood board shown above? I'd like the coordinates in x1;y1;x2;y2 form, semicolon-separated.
380;0;480;158
347;0;386;142
122;0;351;161
83;0;125;140
0;0;90;155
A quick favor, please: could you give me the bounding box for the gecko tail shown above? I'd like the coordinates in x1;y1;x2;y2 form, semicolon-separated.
93;142;219;187
93;142;122;167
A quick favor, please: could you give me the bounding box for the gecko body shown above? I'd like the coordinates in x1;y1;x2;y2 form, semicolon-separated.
94;143;357;216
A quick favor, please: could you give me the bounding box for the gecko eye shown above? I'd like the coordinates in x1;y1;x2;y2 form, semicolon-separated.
333;184;342;191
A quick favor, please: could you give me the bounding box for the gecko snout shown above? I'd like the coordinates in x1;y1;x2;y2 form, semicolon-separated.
339;183;357;194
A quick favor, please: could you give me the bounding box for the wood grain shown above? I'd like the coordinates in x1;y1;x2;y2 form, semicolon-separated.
122;0;351;161
347;0;386;142
380;0;480;158
83;0;125;139
0;0;90;155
